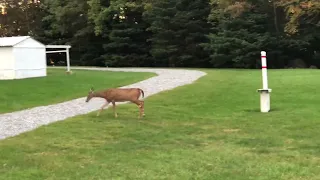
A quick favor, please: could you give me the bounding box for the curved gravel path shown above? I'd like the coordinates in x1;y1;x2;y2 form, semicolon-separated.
0;67;206;140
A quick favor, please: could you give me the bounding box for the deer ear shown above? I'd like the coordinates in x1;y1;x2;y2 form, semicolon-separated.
90;87;94;92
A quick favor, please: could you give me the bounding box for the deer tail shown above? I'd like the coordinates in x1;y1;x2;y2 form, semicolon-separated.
139;88;144;98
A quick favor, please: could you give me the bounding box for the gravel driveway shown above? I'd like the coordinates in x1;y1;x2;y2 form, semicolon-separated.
0;67;206;140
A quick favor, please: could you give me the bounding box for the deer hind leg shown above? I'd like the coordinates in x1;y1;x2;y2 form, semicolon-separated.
133;100;144;119
140;101;145;117
97;101;109;116
112;101;118;118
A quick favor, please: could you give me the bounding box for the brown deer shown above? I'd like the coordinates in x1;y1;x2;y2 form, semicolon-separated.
85;87;145;118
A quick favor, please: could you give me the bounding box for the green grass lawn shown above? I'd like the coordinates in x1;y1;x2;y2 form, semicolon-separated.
1;69;320;180
0;68;154;114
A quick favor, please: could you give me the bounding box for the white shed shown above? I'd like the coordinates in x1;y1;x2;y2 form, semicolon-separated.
0;36;47;80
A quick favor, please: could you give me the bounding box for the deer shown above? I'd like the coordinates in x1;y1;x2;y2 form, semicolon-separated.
85;87;145;118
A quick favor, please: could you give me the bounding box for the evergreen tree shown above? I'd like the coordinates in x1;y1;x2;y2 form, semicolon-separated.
88;0;152;67
175;0;211;67
145;0;211;67
144;0;178;67
202;0;315;68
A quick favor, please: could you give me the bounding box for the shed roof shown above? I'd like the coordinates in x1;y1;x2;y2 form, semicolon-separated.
0;36;31;47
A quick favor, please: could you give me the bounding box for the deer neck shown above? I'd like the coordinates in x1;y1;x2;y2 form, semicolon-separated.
93;91;106;99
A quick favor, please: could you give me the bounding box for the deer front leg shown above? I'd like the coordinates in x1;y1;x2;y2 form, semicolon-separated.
112;101;118;118
97;101;109;116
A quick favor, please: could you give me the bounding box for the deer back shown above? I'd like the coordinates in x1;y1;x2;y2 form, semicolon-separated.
105;88;141;102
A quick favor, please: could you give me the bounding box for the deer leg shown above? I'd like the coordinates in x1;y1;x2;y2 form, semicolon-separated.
97;101;109;116
133;100;144;119
140;101;145;117
112;101;118;118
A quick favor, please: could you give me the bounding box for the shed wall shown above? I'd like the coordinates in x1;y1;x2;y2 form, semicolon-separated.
13;47;47;79
0;47;15;79
0;47;14;69
0;37;48;80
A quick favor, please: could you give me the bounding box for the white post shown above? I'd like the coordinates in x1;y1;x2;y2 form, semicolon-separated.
66;48;70;72
261;51;268;89
257;51;272;113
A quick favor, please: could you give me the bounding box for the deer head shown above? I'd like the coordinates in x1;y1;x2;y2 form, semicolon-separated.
85;87;94;102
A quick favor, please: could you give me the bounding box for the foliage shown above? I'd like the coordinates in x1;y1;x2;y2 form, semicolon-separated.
145;0;211;67
275;0;320;35
201;0;318;68
0;0;319;68
41;0;107;66
88;0;153;67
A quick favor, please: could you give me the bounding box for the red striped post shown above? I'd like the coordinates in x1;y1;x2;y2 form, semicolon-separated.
261;51;268;89
257;51;271;113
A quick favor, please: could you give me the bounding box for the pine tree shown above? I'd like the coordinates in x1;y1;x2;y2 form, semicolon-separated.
144;0;178;67
175;0;211;67
145;0;211;67
103;0;152;67
88;0;152;67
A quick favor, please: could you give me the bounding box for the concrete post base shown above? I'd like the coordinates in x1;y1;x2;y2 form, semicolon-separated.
257;89;272;113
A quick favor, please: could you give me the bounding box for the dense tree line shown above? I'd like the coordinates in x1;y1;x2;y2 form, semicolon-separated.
0;0;319;68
